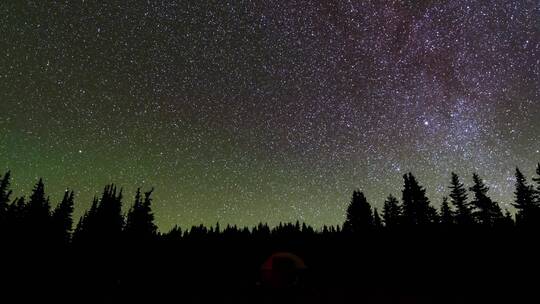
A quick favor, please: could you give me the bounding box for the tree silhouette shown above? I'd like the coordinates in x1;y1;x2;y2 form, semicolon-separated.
73;197;98;243
125;188;158;241
26;179;52;240
382;194;401;228
373;208;383;229
95;185;124;241
401;173;437;226
0;171;12;216
6;197;26;235
343;190;373;233
501;209;515;229
449;172;473;226
469;173;503;227
74;185;124;244
0;171;13;235
512;167;538;227
51;190;75;244
533;163;540;203
439;197;454;227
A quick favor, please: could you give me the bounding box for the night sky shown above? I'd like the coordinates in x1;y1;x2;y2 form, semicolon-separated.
1;1;538;230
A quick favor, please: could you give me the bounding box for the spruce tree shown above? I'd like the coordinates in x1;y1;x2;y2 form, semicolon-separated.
449;172;473;226
401;174;414;226
0;171;12;216
51;190;75;243
440;196;454;227
532;163;540;203
0;171;13;234
401;173;435;226
373;208;383;229
469;173;503;227
382;194;401;228
95;185;124;241
125;188;157;241
512;167;538;227
26;179;52;240
343;190;373;233
4;197;26;240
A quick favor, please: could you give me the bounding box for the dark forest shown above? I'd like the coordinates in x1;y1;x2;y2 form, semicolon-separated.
1;164;540;303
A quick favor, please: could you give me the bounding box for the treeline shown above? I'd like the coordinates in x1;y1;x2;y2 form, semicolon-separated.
1;164;539;244
1;165;540;303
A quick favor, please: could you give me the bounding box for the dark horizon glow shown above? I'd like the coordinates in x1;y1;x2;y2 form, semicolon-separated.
1;1;538;230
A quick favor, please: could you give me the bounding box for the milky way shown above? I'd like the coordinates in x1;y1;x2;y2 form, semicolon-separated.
0;1;538;229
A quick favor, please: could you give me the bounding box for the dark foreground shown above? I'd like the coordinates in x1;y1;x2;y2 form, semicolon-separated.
2;230;538;303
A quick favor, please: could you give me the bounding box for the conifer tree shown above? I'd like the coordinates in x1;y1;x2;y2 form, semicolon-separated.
51;190;75;243
532;163;540;203
373;208;383;229
26;179;52;239
440;197;454;227
500;209;515;229
0;171;12;216
343;190;373;233
449;172;473;226
401;173;436;226
512;167;538;227
382;194;401;228
94;185;124;241
469;173;503;227
5;197;26;238
125;188;157;241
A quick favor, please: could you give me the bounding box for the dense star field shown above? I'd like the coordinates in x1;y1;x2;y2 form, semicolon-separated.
0;1;538;230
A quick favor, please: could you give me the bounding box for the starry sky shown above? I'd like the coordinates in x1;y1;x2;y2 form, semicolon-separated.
1;1;538;230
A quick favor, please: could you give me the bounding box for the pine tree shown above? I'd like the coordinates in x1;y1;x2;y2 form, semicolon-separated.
5;197;26;238
51;190;75;243
343;190;373;233
440;197;454;227
401;173;435;226
382;194;401;228
75;185;124;244
125;188;157;241
500;209;515;229
373;208;383;229
512;167;538;227
469;173;503;227
449;172;473;226
401;174;414;226
0;171;13;216
73;197;99;244
0;171;13;234
26;179;52;240
532;163;540;203
95;185;124;241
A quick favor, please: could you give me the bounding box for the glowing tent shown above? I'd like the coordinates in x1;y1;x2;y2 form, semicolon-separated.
260;252;307;288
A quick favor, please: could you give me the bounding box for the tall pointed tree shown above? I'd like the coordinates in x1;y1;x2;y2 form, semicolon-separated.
7;197;26;233
125;188;158;241
449;172;473;226
373;208;383;229
0;171;13;234
401;173;436;226
95;185;124;241
73;196;99;243
382;194;401;228
533;163;540;203
0;171;13;216
343;190;373;233
75;186;124;243
26;179;52;239
512;167;538;227
440;196;454;227
469;173;503;227
51;190;75;243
